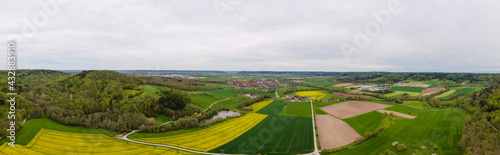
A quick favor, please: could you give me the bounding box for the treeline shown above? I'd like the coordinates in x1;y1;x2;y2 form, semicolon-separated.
457;82;500;154
0;93;36;138
138;107;232;133
140;76;207;91
46;107;151;132
237;95;273;111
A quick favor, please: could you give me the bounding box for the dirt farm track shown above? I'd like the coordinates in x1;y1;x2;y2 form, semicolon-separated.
376;110;416;119
332;92;371;99
421;88;444;96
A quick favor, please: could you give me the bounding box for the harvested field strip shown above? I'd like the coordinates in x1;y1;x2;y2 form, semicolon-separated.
345;85;366;89
251;100;274;112
434;90;456;98
397;83;430;87
377;110;416;119
332;92;371;98
0;129;190;155
134;113;267;152
316;115;362;150
333;83;353;87
320;101;393;119
421;88;444;96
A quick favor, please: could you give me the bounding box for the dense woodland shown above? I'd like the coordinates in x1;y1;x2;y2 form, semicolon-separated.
457;82;500;154
0;70;204;136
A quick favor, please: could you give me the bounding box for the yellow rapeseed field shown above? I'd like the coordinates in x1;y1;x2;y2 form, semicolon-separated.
295;91;327;100
251;100;274;112
0;129;190;155
134;112;267;152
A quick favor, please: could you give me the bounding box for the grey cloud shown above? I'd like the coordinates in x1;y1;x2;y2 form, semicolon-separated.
0;0;499;72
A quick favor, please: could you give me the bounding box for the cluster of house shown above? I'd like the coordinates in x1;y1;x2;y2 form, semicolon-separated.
357;85;388;91
140;74;201;79
282;79;302;83
283;94;308;102
243;93;261;99
227;79;295;91
315;98;341;102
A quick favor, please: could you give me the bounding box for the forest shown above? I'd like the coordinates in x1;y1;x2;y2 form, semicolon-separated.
457;82;500;154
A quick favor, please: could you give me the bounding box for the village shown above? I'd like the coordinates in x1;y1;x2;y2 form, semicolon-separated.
227;78;295;91
282;94;342;103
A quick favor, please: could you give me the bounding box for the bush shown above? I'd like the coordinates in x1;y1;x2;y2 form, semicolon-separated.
363;132;373;138
397;144;406;151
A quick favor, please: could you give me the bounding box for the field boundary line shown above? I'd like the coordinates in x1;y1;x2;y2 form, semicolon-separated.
202;95;240;114
27;128;45;148
286;119;300;152
301;100;319;155
118;130;226;155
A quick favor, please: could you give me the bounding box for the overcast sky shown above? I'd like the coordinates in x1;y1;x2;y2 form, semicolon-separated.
1;0;499;72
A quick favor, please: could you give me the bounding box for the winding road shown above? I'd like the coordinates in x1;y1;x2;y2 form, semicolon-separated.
118;130;220;155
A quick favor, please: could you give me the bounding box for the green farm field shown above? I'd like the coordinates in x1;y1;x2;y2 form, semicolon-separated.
15;117;114;145
140;85;169;98
342;111;384;135
434;90;456;98
386;91;422;97
209;95;251;110
199;82;228;89
454;87;479;94
213;100;315;154
304;80;338;87
236;88;275;96
280;101;312;117
206;88;240;97
334;108;469;155
190;93;225;108
403;101;426;108
390;86;426;93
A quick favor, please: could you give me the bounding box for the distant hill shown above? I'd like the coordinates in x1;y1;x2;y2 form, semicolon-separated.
0;70;70;93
